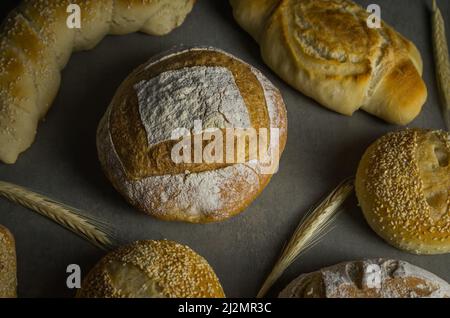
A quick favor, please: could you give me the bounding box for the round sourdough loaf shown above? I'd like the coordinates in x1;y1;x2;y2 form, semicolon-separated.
76;240;225;298
356;129;450;254
279;259;450;298
97;47;288;223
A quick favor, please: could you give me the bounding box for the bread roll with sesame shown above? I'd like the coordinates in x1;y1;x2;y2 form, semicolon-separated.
0;225;17;298
0;0;196;164
96;47;288;223
280;259;450;298
76;240;225;298
230;0;427;125
356;129;450;255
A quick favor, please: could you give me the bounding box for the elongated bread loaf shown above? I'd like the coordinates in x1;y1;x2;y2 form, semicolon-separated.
0;225;17;298
0;0;196;164
230;0;428;125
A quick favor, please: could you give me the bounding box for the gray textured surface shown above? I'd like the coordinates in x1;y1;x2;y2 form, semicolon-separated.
0;0;449;298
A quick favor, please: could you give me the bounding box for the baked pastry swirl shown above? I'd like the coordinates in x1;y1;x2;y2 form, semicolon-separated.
230;0;427;125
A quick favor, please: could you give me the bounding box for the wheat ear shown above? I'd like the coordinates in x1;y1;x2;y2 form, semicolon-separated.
256;178;354;298
432;0;450;130
0;180;117;250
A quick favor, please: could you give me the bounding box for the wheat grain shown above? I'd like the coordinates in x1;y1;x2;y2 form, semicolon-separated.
0;181;118;250
432;0;450;130
256;178;354;298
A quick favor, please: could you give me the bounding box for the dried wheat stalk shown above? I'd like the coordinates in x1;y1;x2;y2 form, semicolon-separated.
257;178;354;298
432;0;450;130
0;180;117;250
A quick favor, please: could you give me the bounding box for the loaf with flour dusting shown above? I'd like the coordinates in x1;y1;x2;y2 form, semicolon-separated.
280;259;450;298
97;47;288;223
230;0;427;125
0;0;196;164
0;225;17;298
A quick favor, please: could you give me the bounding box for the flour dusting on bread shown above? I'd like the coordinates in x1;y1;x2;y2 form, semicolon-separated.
97;47;288;223
134;66;251;147
280;259;450;298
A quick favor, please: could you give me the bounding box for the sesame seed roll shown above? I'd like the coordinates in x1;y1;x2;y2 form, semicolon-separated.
356;129;450;255
77;240;225;298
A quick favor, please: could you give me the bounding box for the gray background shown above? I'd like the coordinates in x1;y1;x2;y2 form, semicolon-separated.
0;0;449;298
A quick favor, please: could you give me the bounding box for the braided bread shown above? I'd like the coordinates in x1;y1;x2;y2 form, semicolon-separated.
230;0;428;125
0;0;196;164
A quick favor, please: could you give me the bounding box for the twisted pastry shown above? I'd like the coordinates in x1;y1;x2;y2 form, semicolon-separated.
230;0;428;125
0;0;196;164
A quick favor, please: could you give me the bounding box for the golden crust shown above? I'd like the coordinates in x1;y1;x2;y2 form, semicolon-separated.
361;49;427;125
0;41;40;164
229;0;279;41
230;0;427;124
356;129;450;255
77;240;225;298
109;49;270;179
19;0;76;68
0;0;196;164
0;225;17;298
1;10;61;117
97;47;288;223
